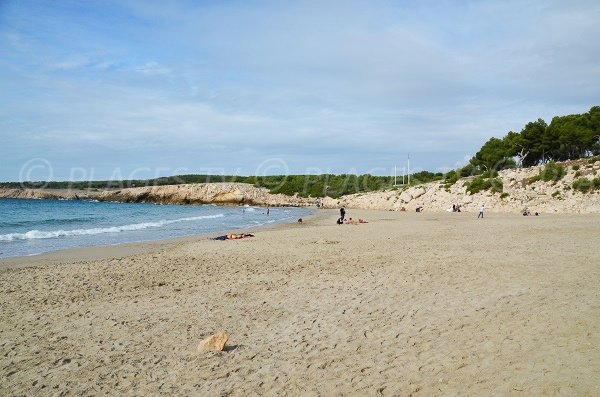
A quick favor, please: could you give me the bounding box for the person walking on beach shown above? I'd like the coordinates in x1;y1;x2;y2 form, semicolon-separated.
478;204;485;219
340;207;346;220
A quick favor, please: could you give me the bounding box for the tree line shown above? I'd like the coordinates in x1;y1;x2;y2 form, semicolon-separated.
470;106;600;171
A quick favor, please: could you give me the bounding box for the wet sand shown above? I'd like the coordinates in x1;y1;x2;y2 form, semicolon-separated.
0;210;598;396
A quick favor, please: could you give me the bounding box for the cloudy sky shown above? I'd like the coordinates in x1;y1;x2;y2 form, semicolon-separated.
1;0;599;181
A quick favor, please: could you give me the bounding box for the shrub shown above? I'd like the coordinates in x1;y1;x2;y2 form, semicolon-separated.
465;177;488;194
573;178;593;193
572;165;580;171
594;177;600;189
539;162;566;182
491;178;504;193
528;174;541;184
574;171;582;178
459;164;482;178
481;169;499;178
552;191;561;198
500;192;509;199
466;176;503;194
444;170;458;186
588;156;600;164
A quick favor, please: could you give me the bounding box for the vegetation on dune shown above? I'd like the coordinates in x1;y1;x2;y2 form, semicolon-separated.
528;162;566;184
572;177;600;193
465;176;503;195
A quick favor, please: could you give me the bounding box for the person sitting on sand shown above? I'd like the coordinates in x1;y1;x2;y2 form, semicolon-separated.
358;219;368;223
298;218;303;223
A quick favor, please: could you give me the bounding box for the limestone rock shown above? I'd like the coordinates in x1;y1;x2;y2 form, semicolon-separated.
411;187;426;199
399;191;412;203
197;332;228;352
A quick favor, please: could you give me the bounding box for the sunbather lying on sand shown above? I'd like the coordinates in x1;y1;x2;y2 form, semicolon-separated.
343;218;368;225
212;233;255;240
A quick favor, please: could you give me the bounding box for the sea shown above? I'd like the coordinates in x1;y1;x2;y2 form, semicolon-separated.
0;199;312;259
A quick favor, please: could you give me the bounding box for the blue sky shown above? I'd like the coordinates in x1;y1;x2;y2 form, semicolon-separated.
1;0;599;181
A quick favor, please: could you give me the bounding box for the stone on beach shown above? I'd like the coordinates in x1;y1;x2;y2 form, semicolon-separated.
197;333;228;352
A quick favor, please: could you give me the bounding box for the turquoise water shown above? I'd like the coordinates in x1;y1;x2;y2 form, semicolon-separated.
0;199;311;258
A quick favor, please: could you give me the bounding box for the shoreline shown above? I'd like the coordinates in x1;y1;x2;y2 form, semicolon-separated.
0;208;325;268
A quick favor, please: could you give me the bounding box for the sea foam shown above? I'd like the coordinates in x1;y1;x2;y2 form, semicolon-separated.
0;214;224;241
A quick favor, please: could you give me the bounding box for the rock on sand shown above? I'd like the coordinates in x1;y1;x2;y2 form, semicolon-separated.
197;332;228;352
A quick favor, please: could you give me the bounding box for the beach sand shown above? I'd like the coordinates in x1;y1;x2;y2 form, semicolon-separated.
0;210;598;396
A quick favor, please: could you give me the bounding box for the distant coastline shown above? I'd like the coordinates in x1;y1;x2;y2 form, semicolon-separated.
2;157;600;213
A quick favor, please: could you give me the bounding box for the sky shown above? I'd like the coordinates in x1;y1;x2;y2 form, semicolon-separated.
1;0;599;181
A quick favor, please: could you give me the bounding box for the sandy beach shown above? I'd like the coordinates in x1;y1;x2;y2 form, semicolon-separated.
0;209;598;396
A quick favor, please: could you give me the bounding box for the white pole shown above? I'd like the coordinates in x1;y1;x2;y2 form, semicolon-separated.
407;153;411;185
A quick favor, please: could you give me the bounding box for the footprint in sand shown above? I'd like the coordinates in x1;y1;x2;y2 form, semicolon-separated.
312;239;340;245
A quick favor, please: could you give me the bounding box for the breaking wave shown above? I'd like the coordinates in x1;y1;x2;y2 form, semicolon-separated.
0;214;224;242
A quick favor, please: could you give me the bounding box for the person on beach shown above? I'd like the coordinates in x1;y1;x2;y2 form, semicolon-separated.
212;233;254;240
340;207;346;220
478;204;485;219
267;207;270;215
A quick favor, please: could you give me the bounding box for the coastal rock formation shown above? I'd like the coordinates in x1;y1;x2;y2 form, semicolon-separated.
197;333;228;352
323;159;600;213
1;159;599;213
0;188;87;201
0;183;313;207
95;183;311;207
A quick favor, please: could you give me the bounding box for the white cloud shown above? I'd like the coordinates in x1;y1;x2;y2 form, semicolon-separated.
0;0;599;180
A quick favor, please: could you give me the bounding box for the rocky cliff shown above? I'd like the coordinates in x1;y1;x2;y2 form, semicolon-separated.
321;159;600;213
94;183;312;206
0;183;313;207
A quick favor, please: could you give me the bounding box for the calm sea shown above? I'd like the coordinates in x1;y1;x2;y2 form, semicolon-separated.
0;199;311;258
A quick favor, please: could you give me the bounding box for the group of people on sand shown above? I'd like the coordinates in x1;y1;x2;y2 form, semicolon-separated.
451;204;462;212
336;207;367;225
